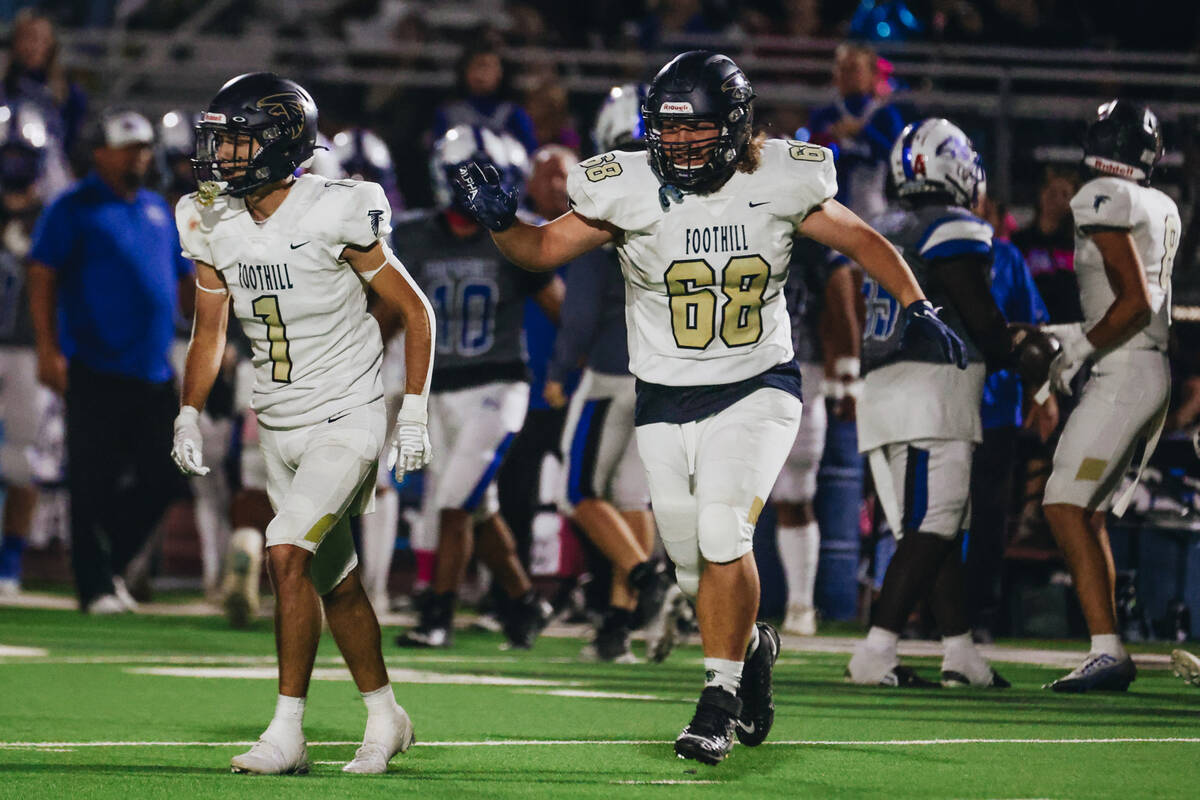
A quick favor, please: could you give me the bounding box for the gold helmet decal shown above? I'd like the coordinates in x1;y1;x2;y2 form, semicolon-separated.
255;92;306;140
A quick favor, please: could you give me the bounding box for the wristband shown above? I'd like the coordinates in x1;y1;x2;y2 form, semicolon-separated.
397;393;428;424
833;356;860;379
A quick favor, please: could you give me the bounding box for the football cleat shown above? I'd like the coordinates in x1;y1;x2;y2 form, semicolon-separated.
395;625;451;649
1171;649;1200;687
782;603;817;636
580;611;639;664
231;735;309;775
845;647;941;688
343;703;415;774
645;584;690;663
674;686;741;765
1043;652;1136;693
941;646;1010;688
86;594;127;615
736;622;780;746
501;591;550;650
628;559;670;628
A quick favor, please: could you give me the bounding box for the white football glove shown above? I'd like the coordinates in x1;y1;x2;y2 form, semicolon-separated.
1045;323;1096;397
171;405;210;476
386;394;432;482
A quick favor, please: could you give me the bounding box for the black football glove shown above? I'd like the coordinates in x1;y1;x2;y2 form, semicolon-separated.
899;300;968;368
450;161;518;232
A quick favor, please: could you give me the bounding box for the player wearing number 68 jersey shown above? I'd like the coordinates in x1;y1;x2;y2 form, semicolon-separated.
1042;100;1179;693
172;72;435;777
450;50;964;765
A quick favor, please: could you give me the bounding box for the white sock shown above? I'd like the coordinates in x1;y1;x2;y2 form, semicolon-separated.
777;522;820;609
361;488;399;600
263;694;305;742
361;684;398;743
1091;634;1126;659
941;632;975;659
704;657;743;695
744;627;760;660
865;626;899;656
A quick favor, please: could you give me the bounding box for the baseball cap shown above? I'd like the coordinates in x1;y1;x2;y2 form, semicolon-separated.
99;110;154;148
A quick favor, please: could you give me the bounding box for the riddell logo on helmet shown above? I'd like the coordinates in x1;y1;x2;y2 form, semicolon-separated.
1085;155;1142;179
203;112;226;124
659;102;694;114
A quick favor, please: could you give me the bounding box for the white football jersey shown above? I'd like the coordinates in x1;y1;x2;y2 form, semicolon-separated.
566;139;836;387
1070;176;1179;353
176;174;392;428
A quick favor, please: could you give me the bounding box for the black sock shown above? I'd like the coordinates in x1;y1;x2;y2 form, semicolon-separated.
928;533;970;637
872;532;956;633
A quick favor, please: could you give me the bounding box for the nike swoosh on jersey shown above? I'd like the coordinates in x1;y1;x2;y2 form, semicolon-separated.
326;411;351;424
290;241;309;249
748;201;770;208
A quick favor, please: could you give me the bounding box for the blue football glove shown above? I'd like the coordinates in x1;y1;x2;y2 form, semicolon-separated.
900;300;968;368
450;161;518;232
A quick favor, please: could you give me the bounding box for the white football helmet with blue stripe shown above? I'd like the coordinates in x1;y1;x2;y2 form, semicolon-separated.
889;118;985;208
592;83;648;153
431;124;529;211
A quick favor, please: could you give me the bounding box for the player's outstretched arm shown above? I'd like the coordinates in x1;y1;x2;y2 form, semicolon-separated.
450;161;615;272
798;199;924;307
173;261;230;476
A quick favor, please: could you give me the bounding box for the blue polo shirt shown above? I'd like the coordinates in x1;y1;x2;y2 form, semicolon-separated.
30;173;192;383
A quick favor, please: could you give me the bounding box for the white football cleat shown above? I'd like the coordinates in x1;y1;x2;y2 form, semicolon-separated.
87;594;126;615
782;604;817;636
230;735;309;775
343;703;415;774
1170;649;1200;687
845;643;900;685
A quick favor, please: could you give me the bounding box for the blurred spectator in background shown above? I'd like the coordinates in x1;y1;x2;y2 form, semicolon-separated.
3;9;87;158
807;42;905;222
432;34;538;156
1012;167;1082;323
967;195;1054;639
524;75;581;153
929;0;985;42
636;0;722;50
27;109;191;614
849;0;923;41
331;126;405;210
0;100;56;595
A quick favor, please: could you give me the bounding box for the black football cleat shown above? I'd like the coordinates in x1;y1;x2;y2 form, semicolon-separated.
501;590;550;650
942;667;1011;688
674;686;741;765
396;592;453;648
736;622;780;746
1044;653;1136;693
629;559;670;628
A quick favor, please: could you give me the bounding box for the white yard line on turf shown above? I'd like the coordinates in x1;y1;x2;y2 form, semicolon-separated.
2;737;1198;749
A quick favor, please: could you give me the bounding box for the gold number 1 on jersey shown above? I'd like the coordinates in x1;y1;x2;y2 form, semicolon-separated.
252;294;293;382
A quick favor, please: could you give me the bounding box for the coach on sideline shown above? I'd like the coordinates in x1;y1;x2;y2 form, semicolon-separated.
28;108;193;614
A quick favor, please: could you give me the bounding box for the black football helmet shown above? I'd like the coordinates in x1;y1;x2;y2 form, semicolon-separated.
1083;99;1162;185
642;51;755;193
192;72;318;198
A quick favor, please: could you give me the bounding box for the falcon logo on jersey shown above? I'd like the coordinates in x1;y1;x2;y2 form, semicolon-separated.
368;209;384;238
255;92;307;140
1093;195;1110;211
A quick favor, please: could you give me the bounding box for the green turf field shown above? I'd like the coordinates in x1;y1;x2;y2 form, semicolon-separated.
0;606;1197;799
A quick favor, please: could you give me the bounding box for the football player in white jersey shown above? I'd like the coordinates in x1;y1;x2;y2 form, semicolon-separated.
1042;101;1178;692
452;51;965;764
171;73;436;775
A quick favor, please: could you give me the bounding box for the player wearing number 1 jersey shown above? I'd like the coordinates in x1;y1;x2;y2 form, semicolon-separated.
171;73;436;776
1042;101;1179;693
452;50;965;764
